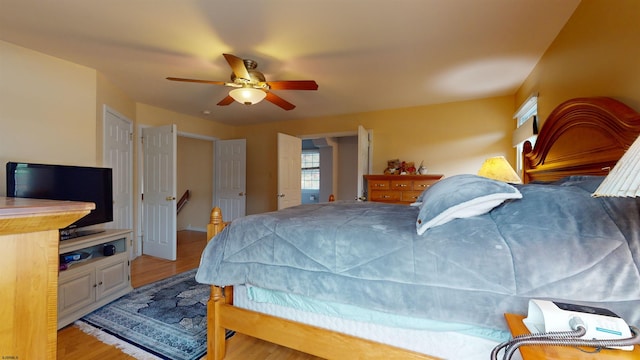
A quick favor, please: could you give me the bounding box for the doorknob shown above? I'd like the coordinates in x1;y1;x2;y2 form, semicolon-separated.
238;192;246;196
166;196;176;201
277;193;285;198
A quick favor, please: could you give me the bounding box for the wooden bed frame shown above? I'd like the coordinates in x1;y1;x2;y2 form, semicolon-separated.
522;97;640;183
204;97;640;360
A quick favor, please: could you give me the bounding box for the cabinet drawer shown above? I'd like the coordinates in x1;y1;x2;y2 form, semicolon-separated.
369;190;401;202
390;180;412;190
401;191;423;203
412;180;437;191
365;174;443;205
369;180;390;189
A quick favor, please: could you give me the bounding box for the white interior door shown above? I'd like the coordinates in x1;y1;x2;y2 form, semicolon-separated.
357;125;371;201
277;133;301;210
142;124;177;261
215;139;246;222
103;106;133;232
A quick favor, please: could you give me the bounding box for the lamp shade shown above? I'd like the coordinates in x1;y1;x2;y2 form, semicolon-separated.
229;87;266;105
593;134;640;197
477;156;522;184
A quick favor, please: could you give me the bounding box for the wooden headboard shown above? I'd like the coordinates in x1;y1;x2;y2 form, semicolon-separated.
523;97;640;183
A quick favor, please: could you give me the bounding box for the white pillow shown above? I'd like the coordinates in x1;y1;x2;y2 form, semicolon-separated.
416;174;522;235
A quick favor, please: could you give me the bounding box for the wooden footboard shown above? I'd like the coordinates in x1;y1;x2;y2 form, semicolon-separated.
205;207;438;360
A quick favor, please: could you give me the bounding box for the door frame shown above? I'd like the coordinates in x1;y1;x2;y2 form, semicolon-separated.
302;129;373;200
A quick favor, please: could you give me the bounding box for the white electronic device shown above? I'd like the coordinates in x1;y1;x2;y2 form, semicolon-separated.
523;299;633;351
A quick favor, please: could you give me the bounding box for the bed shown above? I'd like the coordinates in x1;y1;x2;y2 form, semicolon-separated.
196;97;640;359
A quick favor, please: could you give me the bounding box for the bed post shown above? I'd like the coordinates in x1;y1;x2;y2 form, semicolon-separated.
522;140;534;184
207;207;226;241
206;207;229;360
209;287;227;360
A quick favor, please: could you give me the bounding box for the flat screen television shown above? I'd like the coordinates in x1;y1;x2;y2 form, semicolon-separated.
6;162;113;239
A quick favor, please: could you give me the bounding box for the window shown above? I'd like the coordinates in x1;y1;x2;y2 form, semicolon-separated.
301;151;320;190
513;94;538;175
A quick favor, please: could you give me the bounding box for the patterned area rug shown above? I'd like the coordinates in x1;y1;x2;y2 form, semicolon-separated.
77;268;233;360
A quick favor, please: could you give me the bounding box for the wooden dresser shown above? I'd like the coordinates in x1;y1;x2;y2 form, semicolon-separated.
0;197;93;360
364;174;443;204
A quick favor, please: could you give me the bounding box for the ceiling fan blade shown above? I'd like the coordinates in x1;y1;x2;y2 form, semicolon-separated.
166;77;226;85
217;95;235;106
265;92;295;111
223;53;251;82
266;80;319;91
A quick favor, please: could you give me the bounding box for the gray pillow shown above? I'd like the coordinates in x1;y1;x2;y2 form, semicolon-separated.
416;174;522;235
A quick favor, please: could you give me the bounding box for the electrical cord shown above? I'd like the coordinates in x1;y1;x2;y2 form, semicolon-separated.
490;316;640;360
490;324;586;360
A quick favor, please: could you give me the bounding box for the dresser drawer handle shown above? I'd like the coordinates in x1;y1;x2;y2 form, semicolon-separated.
395;184;408;187
418;184;430;188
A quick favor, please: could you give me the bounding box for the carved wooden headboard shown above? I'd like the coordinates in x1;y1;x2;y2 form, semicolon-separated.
523;97;640;183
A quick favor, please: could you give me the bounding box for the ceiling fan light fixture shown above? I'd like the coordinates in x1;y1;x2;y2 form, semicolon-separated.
229;87;266;105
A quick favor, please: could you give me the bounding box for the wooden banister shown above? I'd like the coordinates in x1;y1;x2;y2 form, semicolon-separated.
177;189;190;214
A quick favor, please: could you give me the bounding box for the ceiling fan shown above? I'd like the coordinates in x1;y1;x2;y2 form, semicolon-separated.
167;53;318;111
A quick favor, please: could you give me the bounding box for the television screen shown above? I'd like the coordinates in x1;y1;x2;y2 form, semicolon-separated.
6;162;113;236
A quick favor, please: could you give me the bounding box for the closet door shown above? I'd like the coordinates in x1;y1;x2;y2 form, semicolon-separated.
215;139;246;223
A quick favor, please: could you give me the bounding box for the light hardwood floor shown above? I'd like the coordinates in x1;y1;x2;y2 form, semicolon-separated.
57;230;322;360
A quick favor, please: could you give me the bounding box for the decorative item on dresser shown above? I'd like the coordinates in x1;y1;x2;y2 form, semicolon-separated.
364;174;443;204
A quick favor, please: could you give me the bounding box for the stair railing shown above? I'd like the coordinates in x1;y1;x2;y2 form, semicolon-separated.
177;189;190;215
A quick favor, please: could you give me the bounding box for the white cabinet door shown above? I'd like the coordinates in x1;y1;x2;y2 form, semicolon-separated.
58;267;96;318
96;257;129;300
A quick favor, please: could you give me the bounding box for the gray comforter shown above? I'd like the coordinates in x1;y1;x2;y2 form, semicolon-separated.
196;176;640;331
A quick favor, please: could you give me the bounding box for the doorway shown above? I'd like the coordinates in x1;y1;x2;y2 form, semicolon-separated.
137;127;217;260
301;135;359;203
176;135;214;232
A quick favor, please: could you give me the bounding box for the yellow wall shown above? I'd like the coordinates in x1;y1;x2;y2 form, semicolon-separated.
96;72;137;165
516;0;640;123
5;0;639;219
0;40;97;195
177;136;213;230
0;40;236;245
235;95;515;214
136;103;235;139
0;38;515;245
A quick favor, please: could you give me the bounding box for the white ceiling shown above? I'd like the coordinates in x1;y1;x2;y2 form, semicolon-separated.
0;0;580;126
